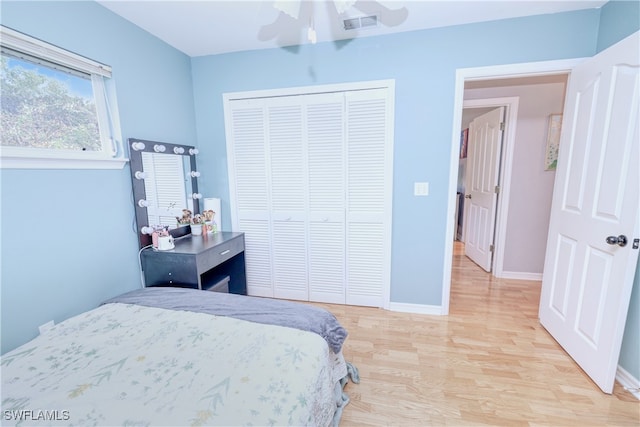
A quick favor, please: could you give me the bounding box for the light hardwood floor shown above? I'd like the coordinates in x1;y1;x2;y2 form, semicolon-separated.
314;243;639;426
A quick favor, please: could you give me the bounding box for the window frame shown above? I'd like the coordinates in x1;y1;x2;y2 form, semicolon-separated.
0;25;127;169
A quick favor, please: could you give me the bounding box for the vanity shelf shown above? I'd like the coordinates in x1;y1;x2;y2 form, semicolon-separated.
140;231;246;295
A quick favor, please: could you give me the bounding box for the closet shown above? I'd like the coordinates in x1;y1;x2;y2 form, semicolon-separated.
224;81;394;308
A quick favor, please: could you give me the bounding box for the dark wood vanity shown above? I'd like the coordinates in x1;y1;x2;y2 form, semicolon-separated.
140;231;247;295
128;138;246;295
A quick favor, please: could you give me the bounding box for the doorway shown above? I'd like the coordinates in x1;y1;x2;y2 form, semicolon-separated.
456;78;568;277
441;58;583;315
445;35;640;395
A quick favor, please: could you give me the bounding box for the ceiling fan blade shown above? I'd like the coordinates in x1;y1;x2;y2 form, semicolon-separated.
274;0;302;20
257;13;286;42
258;2;311;50
333;0;357;15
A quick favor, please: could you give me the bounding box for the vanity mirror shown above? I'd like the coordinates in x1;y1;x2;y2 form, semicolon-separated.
128;138;201;248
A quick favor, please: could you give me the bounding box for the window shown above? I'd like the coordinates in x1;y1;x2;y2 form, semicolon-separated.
0;25;126;169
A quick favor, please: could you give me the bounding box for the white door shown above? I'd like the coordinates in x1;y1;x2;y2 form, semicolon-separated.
464;107;504;271
539;32;639;394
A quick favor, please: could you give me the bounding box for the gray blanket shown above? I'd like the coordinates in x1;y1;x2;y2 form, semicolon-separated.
102;287;348;353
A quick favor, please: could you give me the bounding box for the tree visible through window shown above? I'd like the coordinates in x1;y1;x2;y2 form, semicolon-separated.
1;54;102;152
0;25;124;169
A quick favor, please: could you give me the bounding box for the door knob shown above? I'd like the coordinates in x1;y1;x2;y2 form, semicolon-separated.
465;194;472;199
605;235;627;247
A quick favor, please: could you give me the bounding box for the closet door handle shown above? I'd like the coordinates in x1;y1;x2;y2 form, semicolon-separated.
219;249;230;256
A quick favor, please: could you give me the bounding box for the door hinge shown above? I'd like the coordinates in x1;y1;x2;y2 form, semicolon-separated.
489;244;494;252
495;185;500;194
633;238;639;249
500;122;505;131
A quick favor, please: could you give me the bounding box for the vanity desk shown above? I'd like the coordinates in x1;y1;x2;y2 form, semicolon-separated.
140;231;247;295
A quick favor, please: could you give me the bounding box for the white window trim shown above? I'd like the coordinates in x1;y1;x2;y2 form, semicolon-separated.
0;25;127;170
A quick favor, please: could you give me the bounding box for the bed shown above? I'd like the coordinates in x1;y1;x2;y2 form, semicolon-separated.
1;288;356;426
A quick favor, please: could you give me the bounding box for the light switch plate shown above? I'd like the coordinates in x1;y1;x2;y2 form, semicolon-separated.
414;182;429;196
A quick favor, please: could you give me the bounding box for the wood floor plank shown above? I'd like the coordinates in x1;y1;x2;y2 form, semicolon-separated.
311;242;640;425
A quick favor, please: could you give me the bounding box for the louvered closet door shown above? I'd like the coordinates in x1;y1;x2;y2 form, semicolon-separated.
345;88;393;307
268;97;308;300
306;93;346;304
228;99;273;297
226;82;393;307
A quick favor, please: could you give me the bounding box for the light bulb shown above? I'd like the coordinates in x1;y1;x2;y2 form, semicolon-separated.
138;199;149;207
191;193;202;200
174;147;185;154
134;171;146;180
131;142;145;151
189;148;199;155
190;171;201;178
154;144;166;153
141;226;154;235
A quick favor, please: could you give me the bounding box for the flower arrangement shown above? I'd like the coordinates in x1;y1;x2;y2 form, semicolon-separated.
203;209;215;222
176;209;208;235
176;209;207;225
176;209;193;226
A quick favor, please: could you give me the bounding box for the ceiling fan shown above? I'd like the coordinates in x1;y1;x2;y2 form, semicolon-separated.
258;0;409;49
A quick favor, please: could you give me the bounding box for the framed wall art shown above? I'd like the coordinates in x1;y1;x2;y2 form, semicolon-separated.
460;128;469;159
545;113;563;171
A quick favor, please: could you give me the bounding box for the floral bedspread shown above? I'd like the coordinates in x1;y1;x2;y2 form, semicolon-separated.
1;303;347;426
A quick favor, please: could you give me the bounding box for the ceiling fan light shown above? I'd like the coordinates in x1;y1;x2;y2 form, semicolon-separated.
308;26;317;44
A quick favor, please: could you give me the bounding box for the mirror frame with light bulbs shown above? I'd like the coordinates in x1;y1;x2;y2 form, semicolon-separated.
128;138;201;248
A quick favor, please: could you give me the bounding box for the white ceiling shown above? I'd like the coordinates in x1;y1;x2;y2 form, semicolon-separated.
96;0;607;57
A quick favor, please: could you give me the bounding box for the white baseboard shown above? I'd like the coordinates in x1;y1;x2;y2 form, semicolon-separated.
389;302;443;315
616;365;640;400
498;271;543;281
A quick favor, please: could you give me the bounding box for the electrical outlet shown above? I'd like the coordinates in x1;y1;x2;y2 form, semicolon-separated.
414;182;429;196
39;320;54;335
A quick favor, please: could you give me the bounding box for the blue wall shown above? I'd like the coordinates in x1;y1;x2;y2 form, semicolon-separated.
0;1;197;353
191;10;599;305
597;0;640;381
596;0;640;52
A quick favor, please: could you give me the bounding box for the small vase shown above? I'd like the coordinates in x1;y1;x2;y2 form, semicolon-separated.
191;223;203;236
204;221;213;234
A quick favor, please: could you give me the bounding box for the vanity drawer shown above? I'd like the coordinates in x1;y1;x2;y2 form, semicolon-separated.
197;234;244;271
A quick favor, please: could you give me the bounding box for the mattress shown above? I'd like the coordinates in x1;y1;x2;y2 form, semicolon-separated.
1;302;348;426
